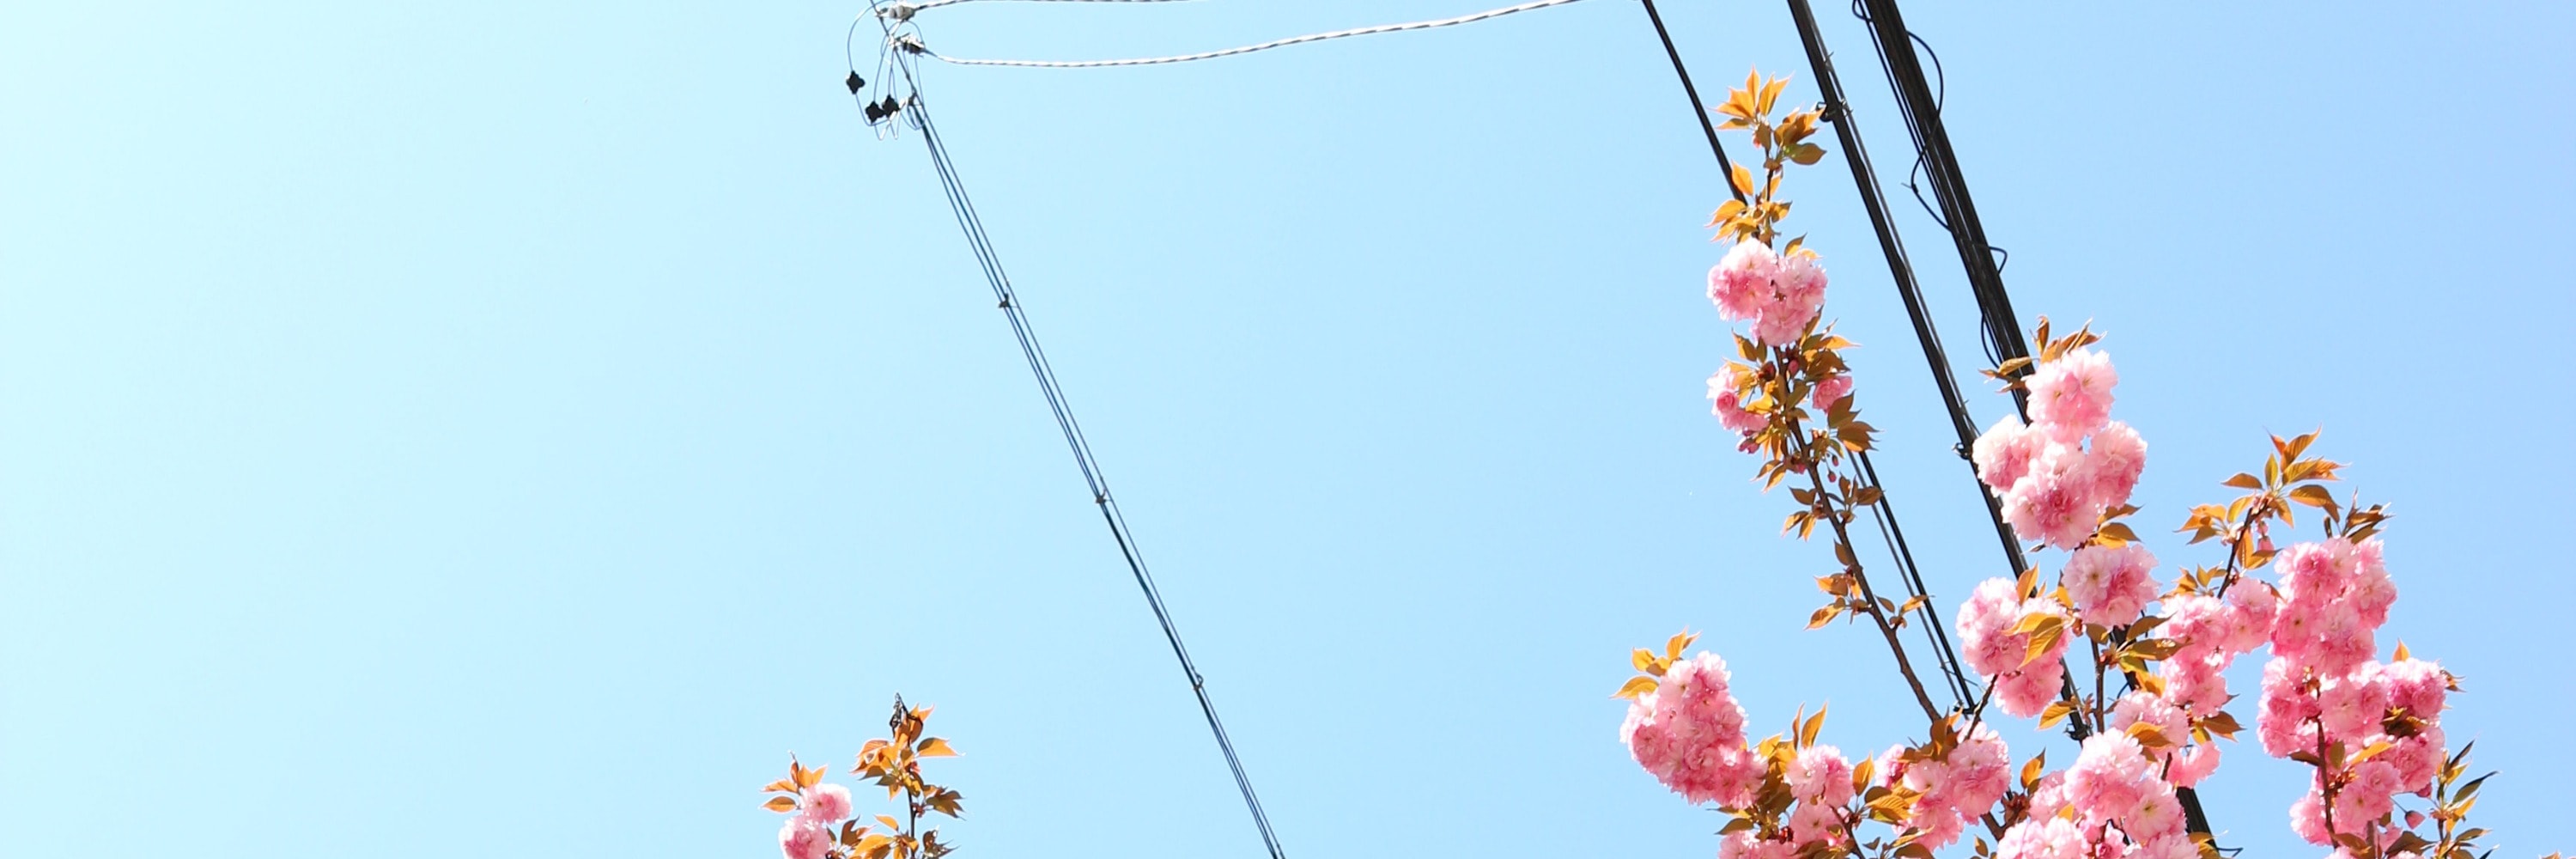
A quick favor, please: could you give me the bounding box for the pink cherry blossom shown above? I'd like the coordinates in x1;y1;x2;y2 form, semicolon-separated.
2124;783;2189;842
2290;788;2332;845
1718;830;1758;859
780;817;833;859
1787;799;1847;847
1709;377;1765;435
1787;744;1854;806
1622;652;1762;808
2025;346;2117;442
2306;602;2375;676
1971;416;2045;492
1992;663;2065;719
1708;241;1774;321
1955;578;2026;678
1995;814;2084;859
2277;540;2356;608
1954;579;2074;719
2347;539;2397;628
2110;691;2188;747
2064;734;2154;822
2339;758;2403;823
2134;835;2200;859
2221;582;2281;655
1942;724;2014;816
2062;543;2158;626
2002;443;2105;550
2162;594;2225;651
799;783;853;825
1707;241;1831;347
2024;771;2070;823
2381;658;2448;722
1757;252;1829;346
2316;664;2390;740
2158;649;2231;715
2258;656;2321;758
2166;739;2221;789
1812;373;1853;412
2382;726;2445;794
2084;420;2148;508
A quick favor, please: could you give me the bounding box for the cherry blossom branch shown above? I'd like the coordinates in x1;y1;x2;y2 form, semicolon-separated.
1776;348;1942;725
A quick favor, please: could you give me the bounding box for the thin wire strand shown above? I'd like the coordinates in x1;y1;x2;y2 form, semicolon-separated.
861;9;1287;856
906;0;1197;9
1641;0;1973;712
918;0;1601;68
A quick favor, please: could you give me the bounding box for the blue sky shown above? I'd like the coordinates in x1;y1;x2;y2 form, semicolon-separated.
4;2;2570;856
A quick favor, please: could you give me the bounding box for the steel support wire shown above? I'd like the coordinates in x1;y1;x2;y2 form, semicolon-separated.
912;99;1287;859
865;14;1287;855
1638;0;1973;712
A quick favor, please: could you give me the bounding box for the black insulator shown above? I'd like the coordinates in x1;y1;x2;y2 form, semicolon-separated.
864;102;886;122
879;95;901;115
846;71;866;94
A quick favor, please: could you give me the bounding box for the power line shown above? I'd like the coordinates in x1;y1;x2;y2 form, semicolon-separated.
902;0;1199;11
860;8;1288;856
1637;0;1975;711
1832;0;2221;840
1846;0;2032;398
907;0;1602;68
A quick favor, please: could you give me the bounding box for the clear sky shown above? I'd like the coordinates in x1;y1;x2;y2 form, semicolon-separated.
4;2;2571;857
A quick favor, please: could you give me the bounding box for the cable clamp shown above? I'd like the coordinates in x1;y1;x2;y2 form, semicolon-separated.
863;94;902;123
876;3;917;22
894;34;927;55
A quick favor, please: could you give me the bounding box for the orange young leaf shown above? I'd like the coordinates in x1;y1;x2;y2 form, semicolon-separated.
1614;675;1660;700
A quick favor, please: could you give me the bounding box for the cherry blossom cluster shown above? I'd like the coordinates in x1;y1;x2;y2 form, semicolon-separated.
1971;347;2145;551
1709;241;1829;348
2002;734;2197;859
1623;652;1764;807
1716;741;1862;859
759;698;961;859
780;783;854;859
1709;362;1767;436
1954;577;2074;717
2156;580;2276;720
1872;723;2012;850
1638;68;2514;859
2254;539;2450;848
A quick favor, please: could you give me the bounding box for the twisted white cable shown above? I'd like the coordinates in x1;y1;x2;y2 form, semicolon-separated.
915;0;1600;68
907;0;1196;8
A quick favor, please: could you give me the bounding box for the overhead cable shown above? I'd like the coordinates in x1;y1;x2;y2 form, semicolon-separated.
1637;0;1975;711
1833;0;2220;840
908;0;1602;68
859;7;1289;856
1847;0;2032;398
901;0;1198;12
